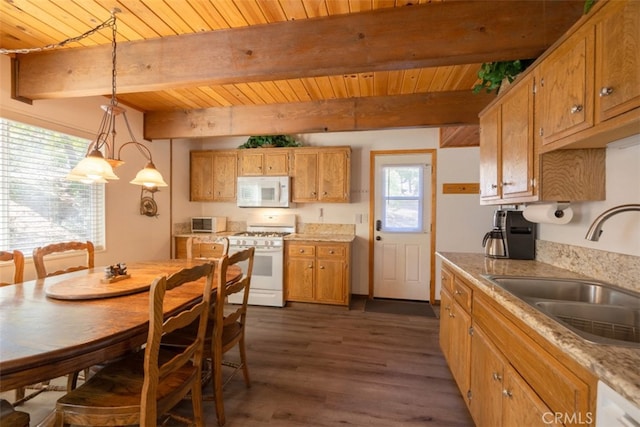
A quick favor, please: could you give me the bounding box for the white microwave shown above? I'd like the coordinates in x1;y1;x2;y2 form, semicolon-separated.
237;176;291;208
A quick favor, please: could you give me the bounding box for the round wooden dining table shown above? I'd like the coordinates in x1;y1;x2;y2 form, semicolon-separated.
0;258;240;392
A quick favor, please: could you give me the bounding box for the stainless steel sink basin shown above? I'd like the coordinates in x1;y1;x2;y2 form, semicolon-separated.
485;276;640;306
535;301;640;347
483;275;640;347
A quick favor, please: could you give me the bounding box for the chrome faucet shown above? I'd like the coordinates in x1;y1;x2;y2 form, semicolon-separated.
585;204;640;241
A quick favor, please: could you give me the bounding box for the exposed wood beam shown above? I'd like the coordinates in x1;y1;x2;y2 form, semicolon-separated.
14;1;583;100
144;90;496;139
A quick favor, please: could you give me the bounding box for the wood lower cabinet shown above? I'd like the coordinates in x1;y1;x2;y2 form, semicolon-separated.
285;241;350;306
439;270;472;398
174;236;227;259
469;324;559;427
239;149;290;176
190;150;237;202
291;147;350;203
440;264;596;426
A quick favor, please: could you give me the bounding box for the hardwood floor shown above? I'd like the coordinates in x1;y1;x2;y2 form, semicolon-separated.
174;299;473;426
4;299;473;426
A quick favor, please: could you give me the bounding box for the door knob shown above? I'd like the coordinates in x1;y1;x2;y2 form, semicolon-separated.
376;236;381;241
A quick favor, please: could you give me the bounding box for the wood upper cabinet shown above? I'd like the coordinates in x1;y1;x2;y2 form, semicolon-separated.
536;0;639;151
479;76;534;203
190;151;214;201
190;150;237;202
595;0;640;122
239;149;289;176
538;24;595;146
291;147;351;203
479;73;606;205
285;241;350;306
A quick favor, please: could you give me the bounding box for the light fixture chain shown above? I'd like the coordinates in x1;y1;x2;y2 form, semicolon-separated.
0;15;117;55
110;14;118;106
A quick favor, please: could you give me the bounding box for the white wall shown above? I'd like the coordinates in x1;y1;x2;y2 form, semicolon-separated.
536;135;640;257
176;129;496;297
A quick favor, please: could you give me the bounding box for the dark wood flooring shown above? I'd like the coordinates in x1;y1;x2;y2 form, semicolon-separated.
6;298;473;426
172;299;474;426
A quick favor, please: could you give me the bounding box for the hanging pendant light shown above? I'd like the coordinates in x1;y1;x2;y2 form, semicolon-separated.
66;9;167;188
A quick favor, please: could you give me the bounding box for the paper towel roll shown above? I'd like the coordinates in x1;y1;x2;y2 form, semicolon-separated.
523;204;573;224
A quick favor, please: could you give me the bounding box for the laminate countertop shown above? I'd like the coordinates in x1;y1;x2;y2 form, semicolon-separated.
284;234;355;243
437;252;640;407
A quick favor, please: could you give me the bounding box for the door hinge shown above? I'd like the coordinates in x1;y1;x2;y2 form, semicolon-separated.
468;326;474;336
539;127;544;137
467;390;472;401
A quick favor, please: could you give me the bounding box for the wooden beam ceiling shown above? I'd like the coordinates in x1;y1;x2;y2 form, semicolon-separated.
14;1;582;99
4;1;585;140
145;90;496;138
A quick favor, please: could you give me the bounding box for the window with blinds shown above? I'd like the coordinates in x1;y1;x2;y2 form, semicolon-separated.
0;118;105;255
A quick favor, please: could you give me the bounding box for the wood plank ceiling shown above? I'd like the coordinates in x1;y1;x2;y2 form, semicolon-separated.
0;0;585;142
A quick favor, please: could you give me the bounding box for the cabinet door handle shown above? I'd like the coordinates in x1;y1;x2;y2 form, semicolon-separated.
299;249;305;253
449;312;455;318
502;389;513;398
329;250;335;254
308;264;313;268
599;87;613;97
502;181;512;187
454;290;462;296
492;372;502;382
320;265;325;269
570;104;583;114
490;184;498;189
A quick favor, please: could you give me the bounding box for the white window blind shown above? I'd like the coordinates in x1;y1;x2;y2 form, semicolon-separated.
0;118;105;255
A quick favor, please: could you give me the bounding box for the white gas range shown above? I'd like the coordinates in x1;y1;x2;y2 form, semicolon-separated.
227;214;295;307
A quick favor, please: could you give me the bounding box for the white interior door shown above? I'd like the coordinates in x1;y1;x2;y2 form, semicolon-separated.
373;153;432;301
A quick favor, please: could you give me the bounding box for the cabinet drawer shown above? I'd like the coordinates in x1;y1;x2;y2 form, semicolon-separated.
441;267;454;293
287;244;315;257
317;245;345;259
452;277;472;312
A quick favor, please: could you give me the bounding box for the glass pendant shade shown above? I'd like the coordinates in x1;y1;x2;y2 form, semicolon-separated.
65;171;108;184
68;149;119;182
129;162;168;188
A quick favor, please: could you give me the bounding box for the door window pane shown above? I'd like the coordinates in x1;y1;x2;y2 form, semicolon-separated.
381;165;423;232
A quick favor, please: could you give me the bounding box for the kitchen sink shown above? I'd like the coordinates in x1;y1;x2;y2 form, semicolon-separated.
483;275;640;347
535;301;640;347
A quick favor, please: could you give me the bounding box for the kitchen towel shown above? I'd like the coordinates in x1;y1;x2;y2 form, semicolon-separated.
523;203;573;224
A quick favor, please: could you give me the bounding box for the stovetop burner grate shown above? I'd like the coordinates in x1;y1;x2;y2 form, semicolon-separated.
234;231;290;238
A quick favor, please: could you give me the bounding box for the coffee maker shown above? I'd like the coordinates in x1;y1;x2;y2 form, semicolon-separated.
482;210;507;258
482;210;536;259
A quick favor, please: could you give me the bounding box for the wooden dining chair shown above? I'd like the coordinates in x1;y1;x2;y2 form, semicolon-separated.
32;241;95;279
0;399;29;427
0;250;29;406
163;247;255;426
54;262;215;427
210;247;255;426
0;250;24;287
186;235;230;259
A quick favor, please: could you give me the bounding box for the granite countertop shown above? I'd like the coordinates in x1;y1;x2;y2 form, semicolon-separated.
284;233;355;243
173;232;236;237
437;251;640;407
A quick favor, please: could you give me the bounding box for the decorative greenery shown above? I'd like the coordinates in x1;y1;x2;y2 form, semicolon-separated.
472;59;534;94
584;0;596;14
238;134;302;149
